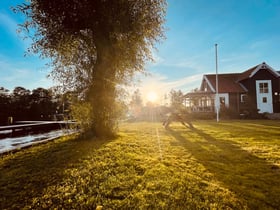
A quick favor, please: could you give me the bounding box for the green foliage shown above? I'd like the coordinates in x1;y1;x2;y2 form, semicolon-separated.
169;89;185;111
130;89;143;107
0;86;66;124
14;0;167;137
70;101;93;132
1;121;280;209
0;87;11;124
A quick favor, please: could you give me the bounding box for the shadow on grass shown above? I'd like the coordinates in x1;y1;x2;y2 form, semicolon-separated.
0;134;115;209
167;127;280;209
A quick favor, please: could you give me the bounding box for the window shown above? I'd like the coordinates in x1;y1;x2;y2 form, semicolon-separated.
259;83;268;93
203;82;208;92
241;94;247;103
262;97;267;103
220;97;225;106
39;92;45;97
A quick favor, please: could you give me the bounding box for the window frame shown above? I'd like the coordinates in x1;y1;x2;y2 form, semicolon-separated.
259;82;269;93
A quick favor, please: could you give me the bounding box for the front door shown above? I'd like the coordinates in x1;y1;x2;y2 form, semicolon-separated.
256;80;273;113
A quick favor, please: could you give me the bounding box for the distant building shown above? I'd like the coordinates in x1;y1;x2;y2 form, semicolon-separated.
185;62;280;115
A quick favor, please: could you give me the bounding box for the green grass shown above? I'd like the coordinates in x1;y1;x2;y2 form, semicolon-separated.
0;120;280;209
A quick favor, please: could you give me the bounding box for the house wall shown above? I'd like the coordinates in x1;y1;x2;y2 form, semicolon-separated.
228;93;239;113
275;77;280;113
276;76;280;112
228;93;253;114
240;69;280;113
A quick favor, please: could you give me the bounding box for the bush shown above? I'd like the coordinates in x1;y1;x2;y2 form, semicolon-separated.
70;101;93;132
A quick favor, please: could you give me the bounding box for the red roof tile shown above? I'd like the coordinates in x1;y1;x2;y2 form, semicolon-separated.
237;65;258;81
204;73;247;93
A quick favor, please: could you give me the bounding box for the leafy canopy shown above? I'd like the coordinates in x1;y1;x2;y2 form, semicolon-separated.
15;0;166;136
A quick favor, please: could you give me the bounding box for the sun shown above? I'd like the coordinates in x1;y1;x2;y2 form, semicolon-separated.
146;91;158;103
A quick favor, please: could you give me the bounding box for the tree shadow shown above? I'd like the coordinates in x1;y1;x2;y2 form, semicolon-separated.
167;127;280;209
0;134;115;209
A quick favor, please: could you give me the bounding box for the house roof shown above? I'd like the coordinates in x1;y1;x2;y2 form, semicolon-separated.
202;62;280;94
237;62;280;81
203;73;247;93
237;65;258;81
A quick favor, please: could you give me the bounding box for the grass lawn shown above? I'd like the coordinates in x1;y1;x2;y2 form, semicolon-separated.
0;120;279;209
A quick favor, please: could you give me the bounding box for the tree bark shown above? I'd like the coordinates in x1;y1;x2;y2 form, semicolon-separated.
86;34;117;137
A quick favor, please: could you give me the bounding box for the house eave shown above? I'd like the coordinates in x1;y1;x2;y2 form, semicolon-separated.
203;75;216;92
249;62;280;78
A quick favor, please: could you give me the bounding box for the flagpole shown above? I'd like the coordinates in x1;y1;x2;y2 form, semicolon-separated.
215;44;219;122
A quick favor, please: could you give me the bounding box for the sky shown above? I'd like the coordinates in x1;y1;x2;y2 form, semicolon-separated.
1;0;280;103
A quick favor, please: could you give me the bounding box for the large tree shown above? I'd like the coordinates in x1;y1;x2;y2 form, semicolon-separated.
0;87;11;125
11;86;31;120
15;0;166;136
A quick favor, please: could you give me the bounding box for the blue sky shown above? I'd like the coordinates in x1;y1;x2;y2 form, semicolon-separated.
1;0;280;102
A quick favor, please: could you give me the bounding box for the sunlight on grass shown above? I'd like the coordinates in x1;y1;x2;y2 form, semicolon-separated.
0;120;279;209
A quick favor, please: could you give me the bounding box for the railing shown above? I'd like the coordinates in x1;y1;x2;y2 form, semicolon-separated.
0;121;76;139
190;106;215;112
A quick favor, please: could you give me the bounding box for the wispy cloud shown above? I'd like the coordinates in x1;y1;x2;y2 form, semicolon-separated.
0;55;52;91
249;39;271;51
0;12;31;49
162;74;203;90
0;12;18;36
147;50;165;67
148;48;215;76
131;72;203;103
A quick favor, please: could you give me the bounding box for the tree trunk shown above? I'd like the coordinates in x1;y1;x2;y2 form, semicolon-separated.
86;35;117;137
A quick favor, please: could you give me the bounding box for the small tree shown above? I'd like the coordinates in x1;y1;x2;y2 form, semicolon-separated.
129;89;143;118
169;89;185;112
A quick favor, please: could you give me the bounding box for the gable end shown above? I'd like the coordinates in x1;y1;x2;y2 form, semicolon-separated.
249;62;280;78
202;75;216;92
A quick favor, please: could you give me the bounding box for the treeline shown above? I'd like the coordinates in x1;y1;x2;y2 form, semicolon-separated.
0;86;70;125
